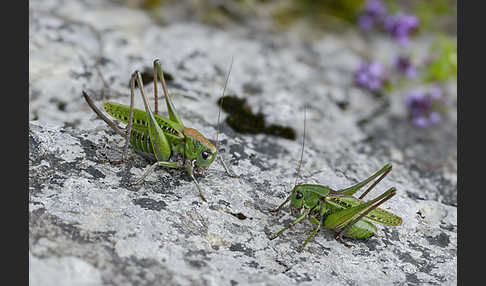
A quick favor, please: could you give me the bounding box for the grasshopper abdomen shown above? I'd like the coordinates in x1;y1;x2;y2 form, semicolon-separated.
129;128;154;155
342;220;377;239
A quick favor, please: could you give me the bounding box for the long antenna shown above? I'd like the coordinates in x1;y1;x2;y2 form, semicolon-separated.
215;56;234;152
294;105;307;186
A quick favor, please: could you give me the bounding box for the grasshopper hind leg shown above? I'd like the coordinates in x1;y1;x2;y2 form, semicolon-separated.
81;74;136;165
337;164;392;199
120;73;137;163
334;229;376;248
335;235;354;248
82;91;130;164
334;188;397;247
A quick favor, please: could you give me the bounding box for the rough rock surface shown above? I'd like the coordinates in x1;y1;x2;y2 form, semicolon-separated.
30;0;457;285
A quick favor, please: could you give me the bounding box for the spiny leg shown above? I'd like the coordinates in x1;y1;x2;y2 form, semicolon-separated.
335;187;397;247
269;194;291;213
269;208;311;240
358;165;392;199
121;74;136;162
299;217;323;252
189;171;207;203
82;91;128;164
186;165;207;202
132;161;181;186
153;59;159;115
134;71;172;162
154;59;183;125
335;234;354;248
298;203;324;252
337;164;392;198
81;91;125;137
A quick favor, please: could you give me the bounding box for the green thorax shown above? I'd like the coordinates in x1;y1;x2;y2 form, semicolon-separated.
291;184;332;209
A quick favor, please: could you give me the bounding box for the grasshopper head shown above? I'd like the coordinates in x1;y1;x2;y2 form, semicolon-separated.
194;147;217;173
290;184;327;215
183;128;218;173
290;185;306;210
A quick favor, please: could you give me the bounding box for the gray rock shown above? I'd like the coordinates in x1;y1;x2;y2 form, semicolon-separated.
30;0;456;285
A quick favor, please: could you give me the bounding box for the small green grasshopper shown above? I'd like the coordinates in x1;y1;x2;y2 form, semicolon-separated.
269;111;402;251
82;59;237;201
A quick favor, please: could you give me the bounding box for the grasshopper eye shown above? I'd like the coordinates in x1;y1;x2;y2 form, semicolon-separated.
295;192;303;200
201;151;211;160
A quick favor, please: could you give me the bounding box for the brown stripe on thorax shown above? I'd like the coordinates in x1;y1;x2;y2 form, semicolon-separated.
183;128;216;151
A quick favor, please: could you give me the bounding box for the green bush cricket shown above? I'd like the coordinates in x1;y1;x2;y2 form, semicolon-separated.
82;59;238;202
269;109;402;251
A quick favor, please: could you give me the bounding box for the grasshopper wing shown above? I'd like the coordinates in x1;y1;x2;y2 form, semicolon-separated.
326;193;402;227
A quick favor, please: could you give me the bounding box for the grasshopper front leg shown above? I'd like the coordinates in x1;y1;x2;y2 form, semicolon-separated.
153;60;212;201
133;160;182;185
269;194;292;213
183;161;207;202
269;208;313;240
298;202;325;252
131;159;209;202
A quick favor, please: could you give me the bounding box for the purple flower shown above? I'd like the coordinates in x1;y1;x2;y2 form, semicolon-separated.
364;0;387;18
358;15;375;30
405;88;446;127
384;13;419;45
358;0;387;31
406;90;430;117
355;60;386;91
394;55;416;78
429;112;441;124
411;116;429;127
429;87;443;100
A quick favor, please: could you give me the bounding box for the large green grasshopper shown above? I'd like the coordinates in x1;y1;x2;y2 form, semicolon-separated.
269;114;402;251
82;59;237;201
